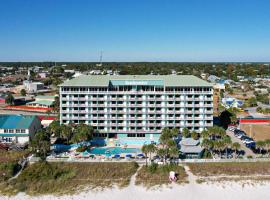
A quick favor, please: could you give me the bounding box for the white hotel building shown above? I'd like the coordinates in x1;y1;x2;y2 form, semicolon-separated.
59;75;213;144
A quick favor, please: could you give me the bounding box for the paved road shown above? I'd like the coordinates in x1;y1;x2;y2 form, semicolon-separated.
226;130;256;158
0;108;57;116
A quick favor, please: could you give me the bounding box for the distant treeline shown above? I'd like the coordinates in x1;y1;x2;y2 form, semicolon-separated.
0;62;269;79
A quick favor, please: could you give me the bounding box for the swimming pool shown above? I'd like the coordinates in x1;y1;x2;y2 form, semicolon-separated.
87;147;141;155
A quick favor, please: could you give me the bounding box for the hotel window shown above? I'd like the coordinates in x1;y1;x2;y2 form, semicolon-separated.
9;129;14;133
137;133;145;137
127;133;136;137
16;129;21;133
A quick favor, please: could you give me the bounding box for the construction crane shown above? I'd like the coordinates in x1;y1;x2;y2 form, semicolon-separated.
96;51;103;67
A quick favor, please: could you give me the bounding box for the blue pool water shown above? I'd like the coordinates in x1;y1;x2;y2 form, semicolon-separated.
87;147;141;155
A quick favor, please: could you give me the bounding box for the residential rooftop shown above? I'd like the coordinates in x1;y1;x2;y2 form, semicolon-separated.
0;115;37;129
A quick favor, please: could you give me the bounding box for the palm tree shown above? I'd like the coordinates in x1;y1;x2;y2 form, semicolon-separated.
191;131;199;140
47;120;61;137
231;142;241;158
72;124;94;143
182;127;190;138
142;144;150;166
31;130;50;160
169;146;179;163
147;144;157;163
201;139;214;157
5;93;14;105
201;129;209;139
157;148;166;163
256;141;265;155
60;124;73;144
265;140;270;156
223;136;232;158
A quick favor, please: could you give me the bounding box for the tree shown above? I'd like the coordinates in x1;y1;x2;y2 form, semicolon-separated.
223;136;232;158
5;93;14;105
169;146;179;162
47;120;61;137
71;124;94;143
31;129;50;160
182;128;190;138
157;148;166;163
60;124;73;144
231;142;241;158
142;144;150;166
20;89;26;96
52;96;60;113
201;139;214;157
256;141;265;154
159;128;179;163
201;129;209;139
247;97;257;107
191;131;200;140
256;107;263;113
147;143;157;163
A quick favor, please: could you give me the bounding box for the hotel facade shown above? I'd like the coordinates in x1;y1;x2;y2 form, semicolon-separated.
60;75;213;144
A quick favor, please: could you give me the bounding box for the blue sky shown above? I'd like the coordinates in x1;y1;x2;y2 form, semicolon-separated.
0;0;270;62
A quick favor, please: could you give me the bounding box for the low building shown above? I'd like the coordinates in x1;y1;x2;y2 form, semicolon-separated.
179;138;204;159
23;81;44;93
222;97;244;109
26;95;55;108
0;115;41;144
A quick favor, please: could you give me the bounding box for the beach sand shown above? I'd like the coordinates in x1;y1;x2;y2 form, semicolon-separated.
1;181;270;200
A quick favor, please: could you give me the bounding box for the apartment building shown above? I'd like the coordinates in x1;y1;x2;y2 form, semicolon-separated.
59;75;213;143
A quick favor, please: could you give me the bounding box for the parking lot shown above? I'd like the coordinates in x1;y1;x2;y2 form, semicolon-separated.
226;126;256;158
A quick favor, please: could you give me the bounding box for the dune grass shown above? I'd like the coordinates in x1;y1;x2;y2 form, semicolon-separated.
0;150;29;183
188;162;270;177
136;164;188;187
0;161;139;196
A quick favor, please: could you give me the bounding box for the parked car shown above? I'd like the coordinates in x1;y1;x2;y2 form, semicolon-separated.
241;136;252;141
236;133;246;139
246;142;256;148
243;139;254;144
228;126;236;131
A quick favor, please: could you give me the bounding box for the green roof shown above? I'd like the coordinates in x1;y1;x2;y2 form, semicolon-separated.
35;95;56;100
27;100;54;106
60;75;212;87
0;115;37;129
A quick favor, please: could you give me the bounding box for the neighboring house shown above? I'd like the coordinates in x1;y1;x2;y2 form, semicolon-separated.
222;97;244;109
23;80;44;93
26;95;55;108
179;138;204;159
38;72;47;79
207;75;220;83
0;115;41;144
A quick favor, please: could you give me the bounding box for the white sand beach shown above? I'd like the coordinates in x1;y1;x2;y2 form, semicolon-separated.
2;181;270;200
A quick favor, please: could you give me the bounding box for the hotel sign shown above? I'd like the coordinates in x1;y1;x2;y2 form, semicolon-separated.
110;80;164;86
124;81;148;85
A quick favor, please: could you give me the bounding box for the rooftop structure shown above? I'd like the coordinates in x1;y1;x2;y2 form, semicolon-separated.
179;138;204;158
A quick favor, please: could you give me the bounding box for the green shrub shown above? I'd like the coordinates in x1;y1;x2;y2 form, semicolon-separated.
148;163;158;173
76;146;88;152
